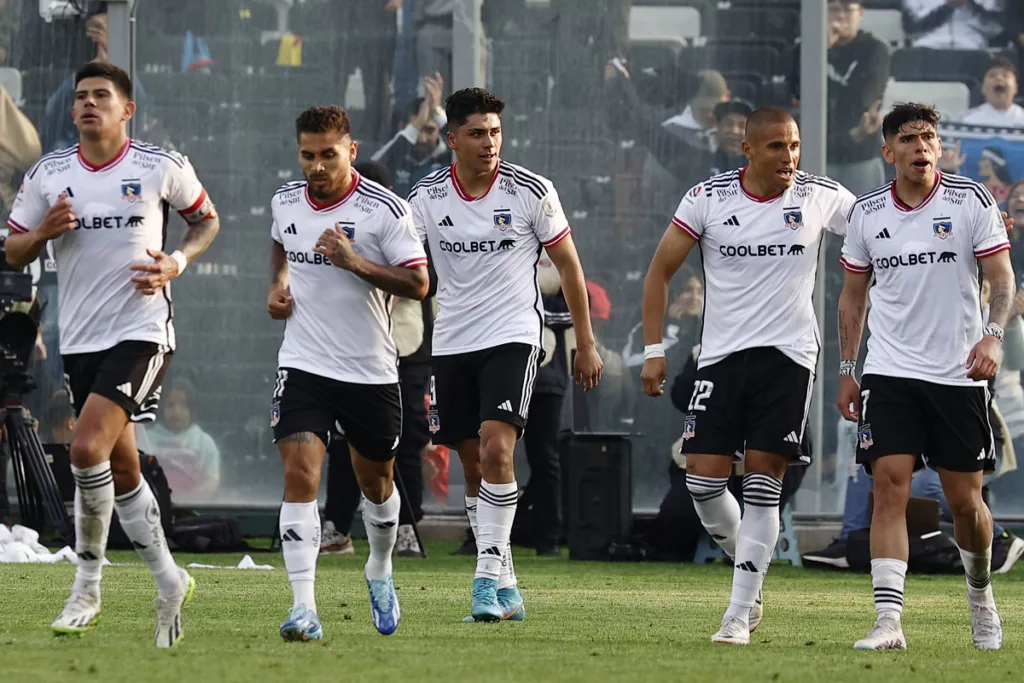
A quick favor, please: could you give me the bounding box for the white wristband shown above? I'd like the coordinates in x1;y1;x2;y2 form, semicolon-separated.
170;250;188;276
644;343;665;360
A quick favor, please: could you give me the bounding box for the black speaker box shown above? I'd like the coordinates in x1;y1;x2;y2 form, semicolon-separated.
563;432;633;561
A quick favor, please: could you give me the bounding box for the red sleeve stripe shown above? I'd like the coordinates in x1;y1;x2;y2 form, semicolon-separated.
6;218;28;233
839;256;872;273
177;189;208;217
400;257;429;268
542;226;571;247
672;216;700;240
975;242;1011;258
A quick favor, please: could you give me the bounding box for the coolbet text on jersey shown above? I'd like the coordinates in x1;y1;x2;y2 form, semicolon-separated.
672;168;856;373
271;170;428;385
841;172;1011;386
408;160;572;356
7;139;210;354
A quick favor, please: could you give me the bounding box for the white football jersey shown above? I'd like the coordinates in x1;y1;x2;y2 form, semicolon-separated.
409;161;571;355
841;173;1010;386
7;140;210;354
672;168;855;372
271;171;428;384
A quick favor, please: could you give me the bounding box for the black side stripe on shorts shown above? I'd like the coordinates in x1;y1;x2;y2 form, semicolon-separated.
519;346;541;418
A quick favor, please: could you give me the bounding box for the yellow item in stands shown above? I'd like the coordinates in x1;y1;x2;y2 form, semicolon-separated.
276;34;302;67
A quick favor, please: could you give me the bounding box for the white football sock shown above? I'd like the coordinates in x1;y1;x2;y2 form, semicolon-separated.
114;479;180;598
465;495;478;538
960;545;995;607
280;501;320;613
468;493;517;587
686;474;740;559
475;481;518;581
71;462;114;595
362;488;400;581
724;473;782;625
871;557;907;621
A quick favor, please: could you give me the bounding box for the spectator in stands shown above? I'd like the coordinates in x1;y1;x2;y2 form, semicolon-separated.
660;70;731;152
961;57;1024;127
622;271;702;369
902;0;1004;50
140;376;221;502
0;82;41;216
604;60;744;188
0;0;18;66
371;73;449;198
40;3;149;152
790;1;890;194
292;0;400;142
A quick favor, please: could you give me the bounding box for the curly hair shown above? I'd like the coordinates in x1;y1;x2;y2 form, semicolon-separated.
295;105;351;141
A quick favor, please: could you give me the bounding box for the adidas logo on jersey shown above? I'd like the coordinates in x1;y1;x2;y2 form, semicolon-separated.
117;382;132;397
284;223;297;235
784;431;800;444
438;215;454;227
875;228;891;239
497;400;513;412
724;215;740;226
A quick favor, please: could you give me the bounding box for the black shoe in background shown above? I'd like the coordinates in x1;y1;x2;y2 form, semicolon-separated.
992;529;1024;574
802;538;850;569
536;542;561;557
451;527;476;556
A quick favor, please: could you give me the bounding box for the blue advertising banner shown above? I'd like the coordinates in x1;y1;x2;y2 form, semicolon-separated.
938;122;1024;208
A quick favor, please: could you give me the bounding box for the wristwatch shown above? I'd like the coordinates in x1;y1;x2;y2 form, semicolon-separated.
984;323;1005;343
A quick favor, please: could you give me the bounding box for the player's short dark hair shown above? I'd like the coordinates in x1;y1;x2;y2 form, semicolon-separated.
985;56;1018;80
295;105;351;142
74;62;132;99
882;102;940;139
354;161;393;190
743;105;797;137
445;88;504;129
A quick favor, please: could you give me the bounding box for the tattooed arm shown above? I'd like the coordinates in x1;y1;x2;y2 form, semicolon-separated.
838;270;871;364
836;269;872;421
968;250;1015;380
981;249;1015;328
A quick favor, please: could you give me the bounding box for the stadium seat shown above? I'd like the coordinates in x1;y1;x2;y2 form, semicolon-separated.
860;9;904;49
628;5;701;42
881;80;971;122
0;67;23;104
891;47;994;85
711;7;800;45
678;41;787;81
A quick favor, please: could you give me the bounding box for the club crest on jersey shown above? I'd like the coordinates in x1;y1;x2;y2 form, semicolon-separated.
683;414;696;441
933;219;953;240
858;424;873;449
783;209;803;230
337;221;356;241
121;179;142;202
689;184;703;198
270;402;281;428
493;210;512;231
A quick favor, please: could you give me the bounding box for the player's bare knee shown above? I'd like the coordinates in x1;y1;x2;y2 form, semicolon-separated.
685;453;733;479
944;487;985;521
871;473;910;515
283;457;320;500
69;436;110;469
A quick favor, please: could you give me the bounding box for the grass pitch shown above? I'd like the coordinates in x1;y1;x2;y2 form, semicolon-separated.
1;542;1022;683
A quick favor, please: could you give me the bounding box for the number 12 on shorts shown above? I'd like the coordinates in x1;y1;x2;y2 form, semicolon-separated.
688;380;714;411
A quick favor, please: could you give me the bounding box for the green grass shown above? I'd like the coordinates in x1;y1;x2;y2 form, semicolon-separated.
2;543;1022;682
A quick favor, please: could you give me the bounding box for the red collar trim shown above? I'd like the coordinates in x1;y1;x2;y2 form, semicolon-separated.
739;167;785;203
77;138;131;173
891;172;941;212
305;171;361;212
451;161;500;201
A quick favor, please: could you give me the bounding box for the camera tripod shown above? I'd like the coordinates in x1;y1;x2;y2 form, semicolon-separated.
2;362;74;543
